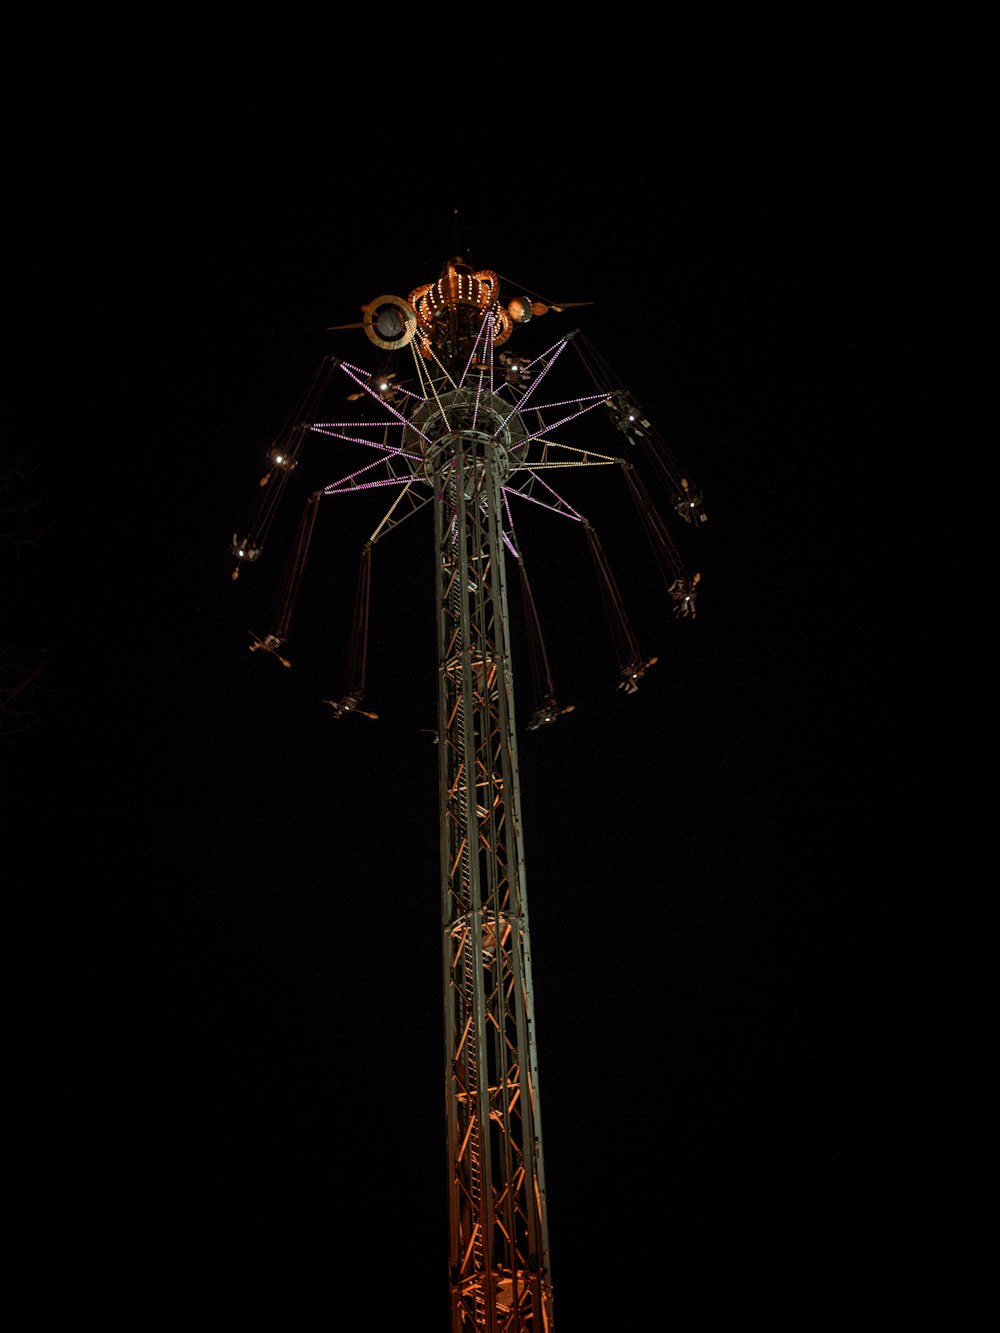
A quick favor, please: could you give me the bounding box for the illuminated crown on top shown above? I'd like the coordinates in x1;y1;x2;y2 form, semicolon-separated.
408;259;514;353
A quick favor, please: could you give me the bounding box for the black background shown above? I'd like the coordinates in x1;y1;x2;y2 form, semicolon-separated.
6;57;976;1330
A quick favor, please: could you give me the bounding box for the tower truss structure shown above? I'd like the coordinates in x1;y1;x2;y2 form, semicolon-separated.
231;258;707;1331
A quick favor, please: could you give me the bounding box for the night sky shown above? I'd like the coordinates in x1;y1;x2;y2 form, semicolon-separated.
7;70;972;1328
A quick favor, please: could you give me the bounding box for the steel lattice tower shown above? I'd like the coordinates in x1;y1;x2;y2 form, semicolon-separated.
231;257;706;1331
426;381;551;1330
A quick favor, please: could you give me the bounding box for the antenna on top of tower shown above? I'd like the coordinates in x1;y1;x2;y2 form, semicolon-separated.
453;207;471;266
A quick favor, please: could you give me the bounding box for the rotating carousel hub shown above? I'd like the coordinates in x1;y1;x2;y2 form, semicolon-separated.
403;387;529;490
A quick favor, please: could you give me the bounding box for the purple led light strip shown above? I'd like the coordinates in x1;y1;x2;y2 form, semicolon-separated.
494;336;570;434
322;452;427;495
324;473;428;496
508;395;613;457
458;309;495;391
501;473;585;523
310;425;422;461
335;360;434;442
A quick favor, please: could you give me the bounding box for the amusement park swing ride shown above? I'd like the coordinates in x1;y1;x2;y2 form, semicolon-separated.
229;257;707;1331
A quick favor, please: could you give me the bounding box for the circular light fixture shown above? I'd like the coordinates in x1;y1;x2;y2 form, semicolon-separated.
362;295;417;350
